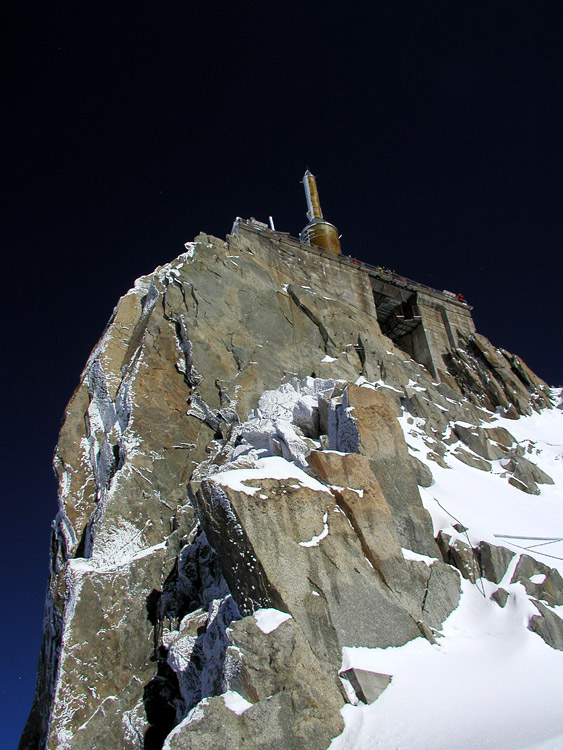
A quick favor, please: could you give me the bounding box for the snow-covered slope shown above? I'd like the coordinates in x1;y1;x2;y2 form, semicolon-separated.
330;388;563;750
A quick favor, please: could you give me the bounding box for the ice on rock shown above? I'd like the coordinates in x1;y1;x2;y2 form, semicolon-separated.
220;377;337;472
274;421;311;469
293;394;320;437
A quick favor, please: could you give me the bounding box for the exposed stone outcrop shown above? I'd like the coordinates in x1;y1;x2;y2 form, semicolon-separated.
490;588;509;608
163;626;343;750
478;541;515;584
328;385;439;557
437;535;563;650
21;228;557;750
505;455;554;495
444;333;551;417
511;555;563;608
437;532;481;584
164;614;348;750
528;601;563;651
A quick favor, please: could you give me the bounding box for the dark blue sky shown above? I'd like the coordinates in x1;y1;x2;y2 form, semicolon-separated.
3;2;562;746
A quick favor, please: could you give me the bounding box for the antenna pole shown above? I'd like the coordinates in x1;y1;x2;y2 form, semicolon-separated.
303;170;323;221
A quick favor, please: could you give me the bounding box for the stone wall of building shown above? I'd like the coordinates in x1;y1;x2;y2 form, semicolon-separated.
233;222;478;381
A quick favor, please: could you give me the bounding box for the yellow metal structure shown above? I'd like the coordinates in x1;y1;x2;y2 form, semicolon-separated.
300;170;342;255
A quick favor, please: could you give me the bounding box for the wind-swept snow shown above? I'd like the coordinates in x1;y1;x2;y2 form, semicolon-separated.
330;389;563;750
331;578;563;750
398;401;563;567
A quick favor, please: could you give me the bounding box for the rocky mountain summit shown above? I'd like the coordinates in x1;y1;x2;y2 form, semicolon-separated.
21;226;562;749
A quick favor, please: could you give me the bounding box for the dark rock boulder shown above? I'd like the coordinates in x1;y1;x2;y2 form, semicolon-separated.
490;588;509;608
453;424;506;461
445;333;552;417
452;447;492;472
478;542;515;584
528;601;563;651
437;532;481;583
511;555;563;607
410;454;434;487
503;456;554;495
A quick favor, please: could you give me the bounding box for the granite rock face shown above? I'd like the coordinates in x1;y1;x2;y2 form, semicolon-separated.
21;228;557;749
181;615;348;750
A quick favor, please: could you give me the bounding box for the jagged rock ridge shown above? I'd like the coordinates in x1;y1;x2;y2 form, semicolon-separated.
20;228;559;750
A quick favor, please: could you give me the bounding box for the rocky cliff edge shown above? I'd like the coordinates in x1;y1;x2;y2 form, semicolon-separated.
20;231;560;750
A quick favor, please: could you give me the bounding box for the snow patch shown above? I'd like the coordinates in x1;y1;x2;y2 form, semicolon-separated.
254;608;292;634
406;378;426;393
299;512;329;547
222;690;253;715
183;241;196;258
213;456;331;497
401;548;439;565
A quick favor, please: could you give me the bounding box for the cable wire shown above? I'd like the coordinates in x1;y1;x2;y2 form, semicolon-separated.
432;497;487;597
